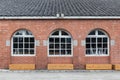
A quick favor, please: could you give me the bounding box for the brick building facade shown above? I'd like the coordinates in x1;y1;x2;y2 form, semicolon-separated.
0;0;120;70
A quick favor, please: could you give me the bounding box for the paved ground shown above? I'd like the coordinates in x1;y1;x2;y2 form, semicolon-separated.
0;70;120;80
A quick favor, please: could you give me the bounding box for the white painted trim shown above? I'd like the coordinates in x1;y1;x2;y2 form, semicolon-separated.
0;16;120;19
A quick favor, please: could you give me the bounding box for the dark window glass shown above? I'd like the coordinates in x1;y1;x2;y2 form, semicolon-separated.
98;30;105;35
103;38;107;42
61;50;65;55
55;38;59;43
13;37;18;42
55;50;59;55
30;49;34;54
61;44;65;48
30;44;34;48
19;37;23;42
19;49;23;54
49;50;54;55
88;31;95;35
97;38;102;42
30;38;34;42
19;43;23;48
86;44;90;48
25;43;29;48
49;38;54;43
62;31;68;35
67;50;71;55
92;38;96;43
24;49;29;54
67;38;71;43
49;44;54;48
25;38;29;42
52;31;59;35
55;44;59;49
13;44;18;48
86;38;90;43
67;44;71;49
61;38;65;43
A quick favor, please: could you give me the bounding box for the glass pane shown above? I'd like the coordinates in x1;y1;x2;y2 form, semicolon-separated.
103;44;107;48
13;44;18;48
55;50;59;55
19;49;23;54
97;38;102;42
61;38;65;43
62;31;68;35
98;30;105;35
98;48;103;54
49;38;54;43
13;37;18;42
88;31;95;35
30;44;34;48
67;44;71;49
19;37;23;42
30;38;34;42
61;44;65;49
25;38;29;42
61;50;65;55
55;38;59;43
66;50;71;55
49;50;54;55
25;30;32;35
103;49;108;54
103;38;107;42
49;44;54;48
52;31;59;35
86;44;90;48
86;38;90;43
19;43;23;48
66;38;71;43
30;49;34;54
24;49;29;54
15;31;23;35
91;38;96;43
13;49;19;54
25;43;29;48
55;44;59;49
97;44;102;48
92;44;96;48
86;49;91;55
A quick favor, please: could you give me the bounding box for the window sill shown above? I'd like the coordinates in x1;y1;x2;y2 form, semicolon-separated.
85;55;109;57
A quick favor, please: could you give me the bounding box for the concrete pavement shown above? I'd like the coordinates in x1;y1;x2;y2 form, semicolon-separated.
0;70;120;80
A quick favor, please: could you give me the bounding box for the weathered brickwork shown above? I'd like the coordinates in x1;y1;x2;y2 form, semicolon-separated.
0;19;120;69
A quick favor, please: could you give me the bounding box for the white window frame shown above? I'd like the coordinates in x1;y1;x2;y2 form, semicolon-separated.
85;30;109;56
11;30;36;56
48;30;73;57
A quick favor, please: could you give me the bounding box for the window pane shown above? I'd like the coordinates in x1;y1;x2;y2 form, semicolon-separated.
86;44;90;48
19;37;23;42
24;49;29;54
97;44;102;48
19;49;23;54
25;38;29;42
52;31;59;35
25;31;32;35
103;44;107;48
19;43;23;48
103;38;107;42
61;44;65;49
49;50;54;55
49;38;54;43
88;31;95;35
86;38;90;43
13;49;19;54
55;38;59;43
91;38;96;43
97;38;102;42
103;49;107;54
61;38;65;43
98;30;105;35
92;44;96;48
15;31;23;35
30;38;34;42
55;50;59;55
67;50;71;55
55;44;59;49
61;50;65;55
98;48;103;54
13;44;18;48
67;44;71;49
49;44;54;48
66;38;71;43
25;43;29;48
13;37;18;42
30;44;34;48
62;31;68;35
30;49;34;54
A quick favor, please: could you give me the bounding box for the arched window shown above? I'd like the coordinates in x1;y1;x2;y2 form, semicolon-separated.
48;30;72;56
86;30;109;56
12;30;35;56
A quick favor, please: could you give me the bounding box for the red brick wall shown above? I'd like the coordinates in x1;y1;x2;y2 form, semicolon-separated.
0;19;120;69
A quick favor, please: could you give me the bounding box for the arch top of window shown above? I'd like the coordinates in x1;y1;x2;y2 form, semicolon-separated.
87;30;108;37
13;30;34;37
50;30;71;37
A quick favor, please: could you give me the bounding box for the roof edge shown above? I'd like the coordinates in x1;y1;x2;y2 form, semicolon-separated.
0;16;120;19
